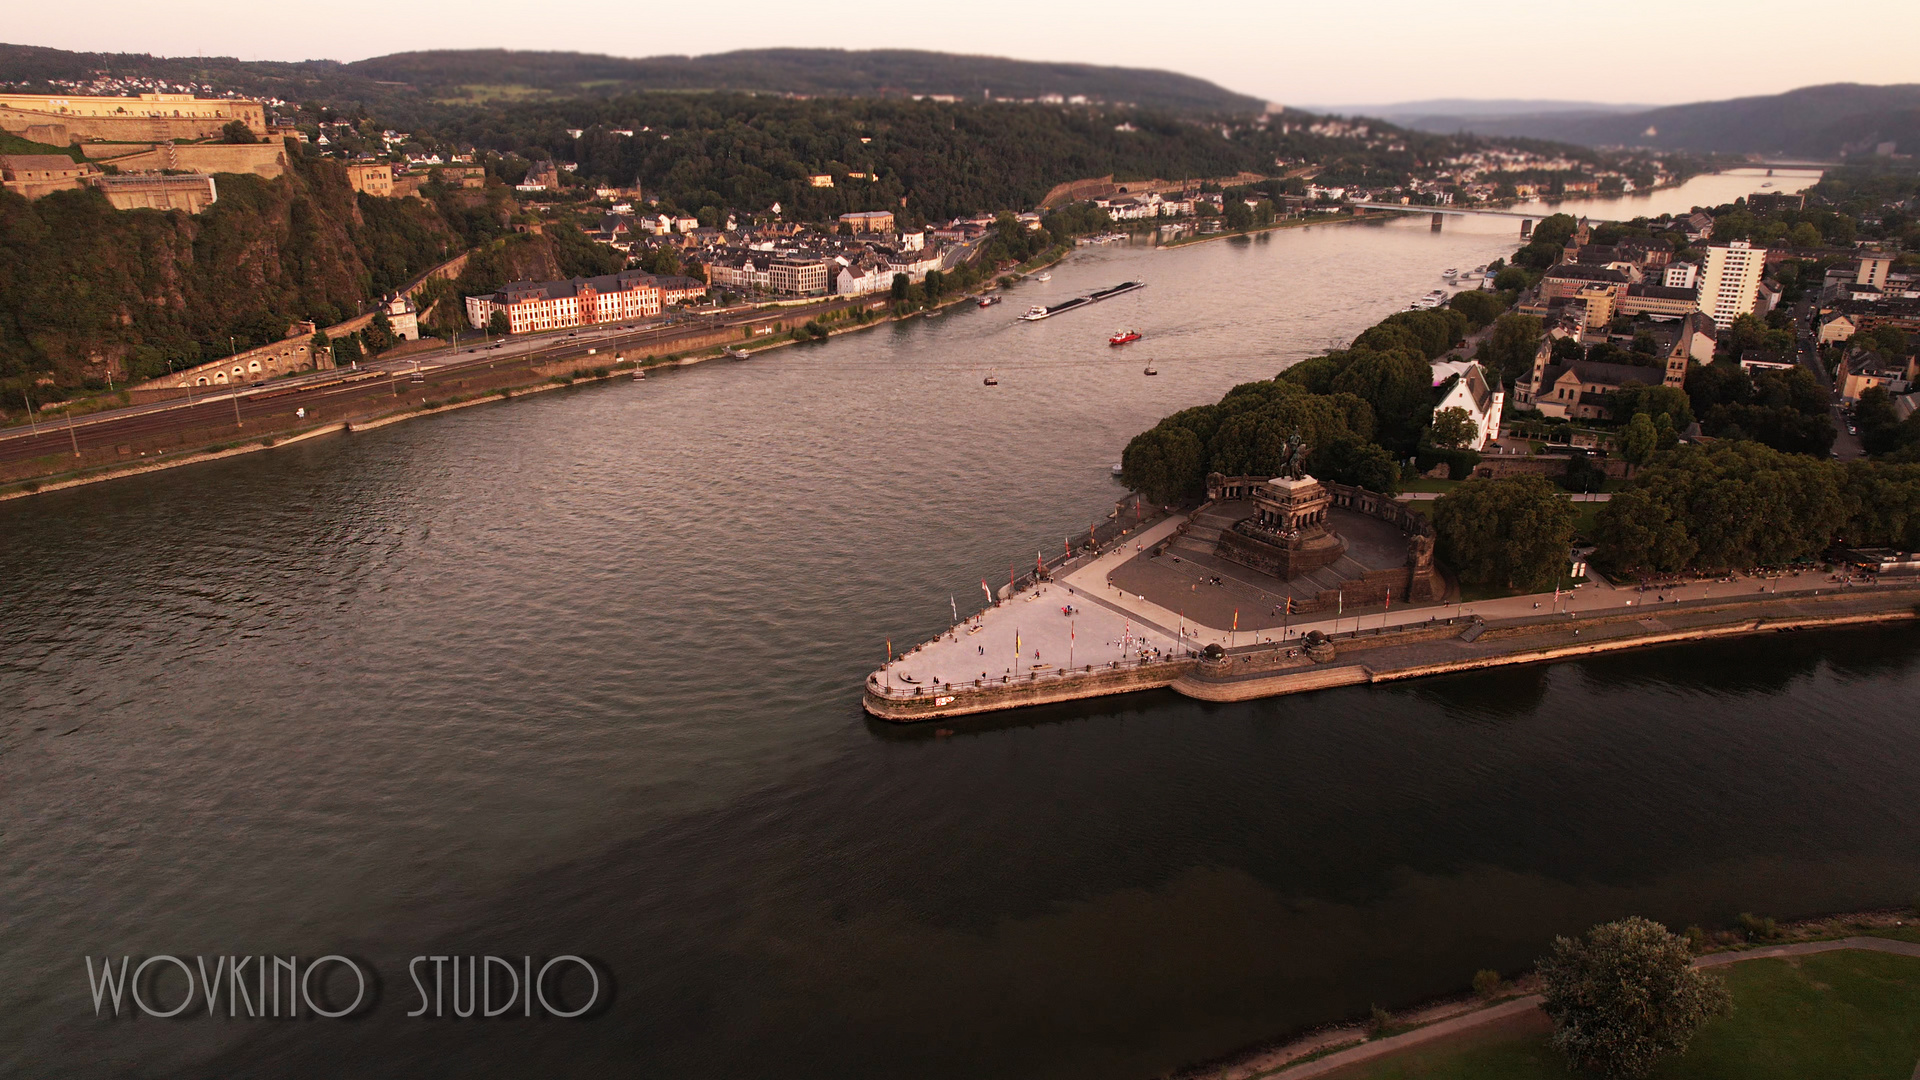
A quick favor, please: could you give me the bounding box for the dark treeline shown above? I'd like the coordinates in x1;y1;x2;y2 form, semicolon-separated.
1596;442;1920;572
436;94;1251;222
1121;305;1483;502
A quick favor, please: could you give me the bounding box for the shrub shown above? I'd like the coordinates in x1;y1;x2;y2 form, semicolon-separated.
1472;969;1502;998
1416;446;1482;480
1368;1004;1393;1037
1683;925;1707;953
1736;912;1778;941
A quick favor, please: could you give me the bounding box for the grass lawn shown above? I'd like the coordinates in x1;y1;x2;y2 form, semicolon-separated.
1323;951;1920;1080
1571;502;1603;541
1399;478;1462;494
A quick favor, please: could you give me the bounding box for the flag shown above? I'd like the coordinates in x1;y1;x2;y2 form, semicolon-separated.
1065;536;1071;558
1037;550;1045;574
886;639;892;662
1384;594;1391;612
1015;629;1021;655
1232;608;1238;632
982;579;993;605
1338;590;1343;615
951;595;958;623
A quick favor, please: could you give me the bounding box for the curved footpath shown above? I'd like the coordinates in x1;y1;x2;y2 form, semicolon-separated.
1209;936;1920;1080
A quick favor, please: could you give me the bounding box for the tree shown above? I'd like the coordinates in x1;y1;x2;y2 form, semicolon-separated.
1429;406;1478;450
1621;412;1658;472
1482;313;1543;387
1224;198;1254;231
923;269;945;300
363;310;396;352
309;329;331;363
1609;383;1694;430
331;333;364;366
1594;442;1848;573
1432;475;1577;591
1329;347;1433;455
1539;917;1730;1079
1309;434;1399;494
222;120;258;144
1448;289;1507;331
890;273;911;302
488;311;509;337
1493;266;1529;292
1562;450;1607;493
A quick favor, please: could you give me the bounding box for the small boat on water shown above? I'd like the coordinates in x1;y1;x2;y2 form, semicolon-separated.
725;346;751;360
632;366;646;379
1442;267;1460;280
977;294;1002;307
1109;328;1141;346
1111;462;1124;475
984;371;999;386
1143;365;1158;376
1036;272;1052;281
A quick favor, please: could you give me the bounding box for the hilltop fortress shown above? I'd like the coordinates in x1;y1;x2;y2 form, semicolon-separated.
0;92;266;144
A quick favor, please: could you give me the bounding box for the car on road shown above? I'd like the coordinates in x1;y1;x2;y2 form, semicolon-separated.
1849;425;1858;435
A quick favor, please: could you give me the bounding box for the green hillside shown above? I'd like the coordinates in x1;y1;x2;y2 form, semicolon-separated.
0;43;1264;115
1395;83;1920;157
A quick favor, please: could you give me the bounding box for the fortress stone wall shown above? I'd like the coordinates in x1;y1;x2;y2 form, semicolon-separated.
97;142;286;179
0;93;265;144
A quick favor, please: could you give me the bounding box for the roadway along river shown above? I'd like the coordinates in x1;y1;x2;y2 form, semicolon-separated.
7;170;1915;1080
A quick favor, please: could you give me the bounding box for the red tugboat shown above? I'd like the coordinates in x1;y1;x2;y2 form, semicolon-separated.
1108;328;1142;346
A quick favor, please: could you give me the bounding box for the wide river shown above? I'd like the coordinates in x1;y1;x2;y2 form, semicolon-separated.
7;170;1917;1079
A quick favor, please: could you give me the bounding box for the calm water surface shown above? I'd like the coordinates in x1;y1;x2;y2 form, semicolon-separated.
7;171;1914;1080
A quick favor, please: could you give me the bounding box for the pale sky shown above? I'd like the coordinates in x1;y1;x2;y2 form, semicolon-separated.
10;0;1918;107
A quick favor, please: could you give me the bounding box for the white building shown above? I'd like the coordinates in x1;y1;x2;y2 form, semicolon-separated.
465;270;662;334
1663;262;1698;290
1697;240;1766;328
1429;360;1505;451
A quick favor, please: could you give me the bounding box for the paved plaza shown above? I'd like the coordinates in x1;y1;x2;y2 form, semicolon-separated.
875;502;1906;685
878;579;1183;692
1106;500;1416;634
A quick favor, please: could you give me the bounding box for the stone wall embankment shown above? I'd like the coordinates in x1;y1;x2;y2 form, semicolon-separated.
864;659;1193;721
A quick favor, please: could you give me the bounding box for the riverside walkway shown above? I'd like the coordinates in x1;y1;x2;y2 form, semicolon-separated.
865;500;1919;721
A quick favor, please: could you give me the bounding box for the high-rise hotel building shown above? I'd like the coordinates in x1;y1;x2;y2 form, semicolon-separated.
1696;240;1766;328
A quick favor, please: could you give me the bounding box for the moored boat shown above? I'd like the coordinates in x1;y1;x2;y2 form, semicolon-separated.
725;346;751;359
1109;328;1141;346
977;294;1002;307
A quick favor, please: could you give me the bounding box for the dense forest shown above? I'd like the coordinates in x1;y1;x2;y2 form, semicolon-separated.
445;93;1267;222
0;148;483;393
343;49;1268;113
0;43;1263;115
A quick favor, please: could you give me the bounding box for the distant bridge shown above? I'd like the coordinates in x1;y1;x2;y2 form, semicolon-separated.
1352;202;1623;225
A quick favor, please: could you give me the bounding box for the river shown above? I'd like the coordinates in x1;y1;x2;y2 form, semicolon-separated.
6;169;1913;1080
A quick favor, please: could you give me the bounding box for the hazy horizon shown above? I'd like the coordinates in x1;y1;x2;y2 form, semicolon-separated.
7;0;1918;107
